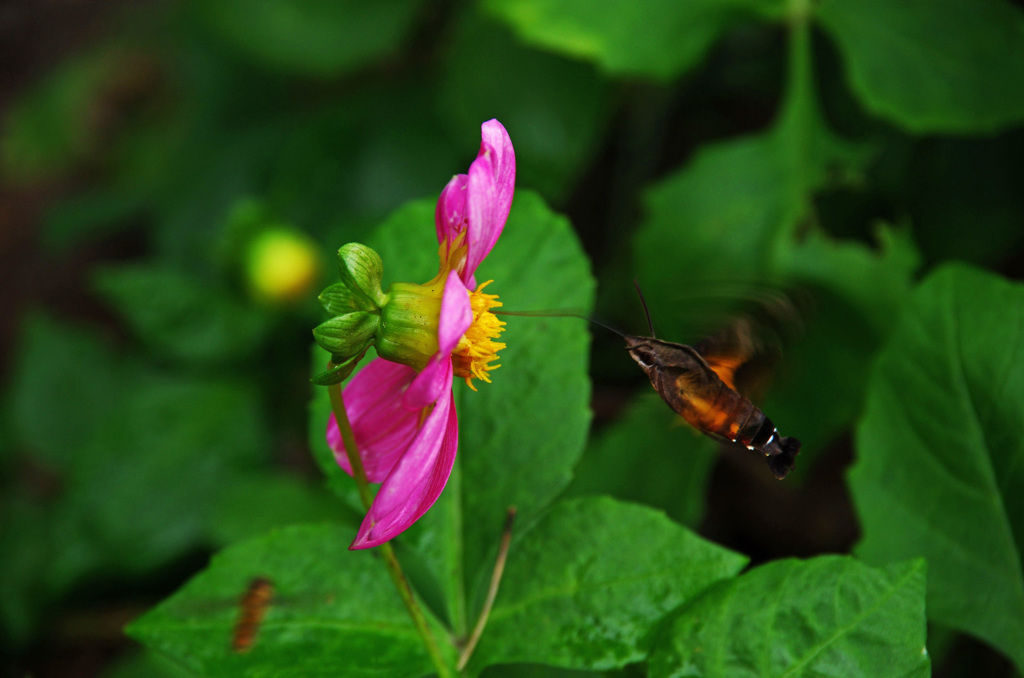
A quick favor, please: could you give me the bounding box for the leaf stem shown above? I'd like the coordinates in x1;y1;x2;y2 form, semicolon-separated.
456;507;517;672
327;380;454;678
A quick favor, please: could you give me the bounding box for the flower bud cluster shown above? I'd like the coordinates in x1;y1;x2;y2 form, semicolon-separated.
312;243;446;385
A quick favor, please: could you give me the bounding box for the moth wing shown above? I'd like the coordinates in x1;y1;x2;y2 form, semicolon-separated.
691;317;759;392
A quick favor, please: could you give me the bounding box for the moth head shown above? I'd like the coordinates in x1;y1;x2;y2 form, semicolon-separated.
625;336;660;371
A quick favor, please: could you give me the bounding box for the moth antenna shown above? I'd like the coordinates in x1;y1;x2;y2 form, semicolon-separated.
633;278;656;338
495;309;626;338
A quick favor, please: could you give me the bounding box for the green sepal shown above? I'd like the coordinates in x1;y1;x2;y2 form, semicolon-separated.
310;350;366;386
337;243;386;308
312;312;378;358
318;282;373;316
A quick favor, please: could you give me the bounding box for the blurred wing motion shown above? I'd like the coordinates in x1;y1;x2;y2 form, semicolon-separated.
691;316;760;392
232;577;275;653
626;318;800;479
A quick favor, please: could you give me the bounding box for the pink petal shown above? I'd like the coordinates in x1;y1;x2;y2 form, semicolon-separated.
463;150;498;280
435;174;469;245
404;271;470;410
480;119;515;230
438;271;472;355
350;363;459;549
327;358;419;483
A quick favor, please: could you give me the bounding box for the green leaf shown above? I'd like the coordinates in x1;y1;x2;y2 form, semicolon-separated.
650;556;930;678
762;225;920;452
450;190;595;633
44;187;146;251
483;0;786;81
271;86;461;241
903;136;1024;267
470;497;748;672
1;49;120;181
127;523;453;677
99;649;197;678
816;0;1024;133
192;0;426;77
56;374;271;579
4;313;125;466
636;103;864;342
778;224;919;336
0;499;63;645
93;264;270;364
2;360;272;641
208;473;354;546
365;199;441;285
437;10;613;201
566;393;718;529
850;264;1024;672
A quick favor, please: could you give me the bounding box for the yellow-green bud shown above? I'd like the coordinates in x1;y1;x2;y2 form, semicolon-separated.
246;228;321;304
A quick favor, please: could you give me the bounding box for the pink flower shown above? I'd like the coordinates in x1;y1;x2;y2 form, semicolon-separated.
327;120;515;549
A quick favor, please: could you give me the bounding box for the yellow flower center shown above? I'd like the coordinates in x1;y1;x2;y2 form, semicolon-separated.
451;280;506;391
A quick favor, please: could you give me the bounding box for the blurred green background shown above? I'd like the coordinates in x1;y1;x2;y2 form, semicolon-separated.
2;0;1023;676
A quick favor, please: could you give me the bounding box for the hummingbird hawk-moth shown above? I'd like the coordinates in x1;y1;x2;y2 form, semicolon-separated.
626;284;801;479
495;285;801;477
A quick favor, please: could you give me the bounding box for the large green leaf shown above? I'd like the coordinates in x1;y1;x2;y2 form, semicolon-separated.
4;314;125;466
816;0;1024;133
650;556;930;678
1;48;122;181
483;0;786;81
127;523;453;677
56;373;271;580
903;135;1024;267
99;649;196;678
269;85;462;241
762;225;920;452
451;190;594;601
93;264;271;364
850;264;1024;672
208;473;354;546
469;497;748;673
566;393;718;529
2;342;271;641
192;0;426;77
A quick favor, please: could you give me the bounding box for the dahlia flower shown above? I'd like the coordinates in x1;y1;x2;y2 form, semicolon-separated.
325;119;515;549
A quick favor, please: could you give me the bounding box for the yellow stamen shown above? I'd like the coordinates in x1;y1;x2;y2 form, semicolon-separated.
452;280;506;391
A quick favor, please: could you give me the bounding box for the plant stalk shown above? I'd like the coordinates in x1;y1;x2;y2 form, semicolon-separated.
456;507;517;671
328;381;454;678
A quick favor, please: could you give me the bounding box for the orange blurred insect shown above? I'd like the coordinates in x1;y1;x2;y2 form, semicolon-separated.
626;283;801;479
232;577;275;653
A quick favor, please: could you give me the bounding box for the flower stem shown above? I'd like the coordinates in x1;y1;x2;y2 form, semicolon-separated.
327;381;454;678
456;507;517;671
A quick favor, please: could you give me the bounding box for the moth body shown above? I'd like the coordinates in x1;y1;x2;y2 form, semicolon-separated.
626;334;800;479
